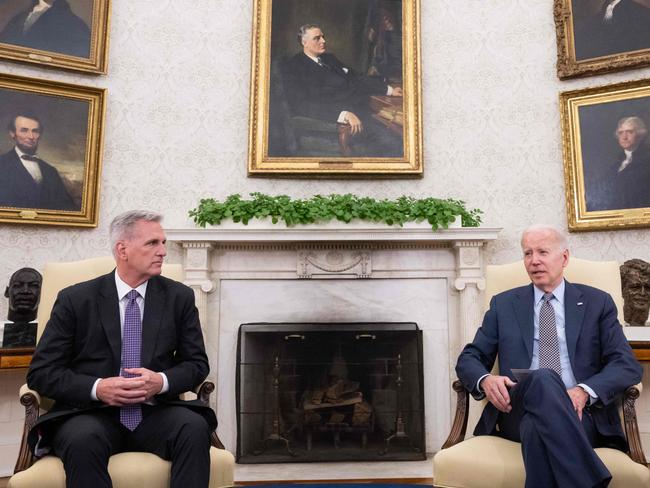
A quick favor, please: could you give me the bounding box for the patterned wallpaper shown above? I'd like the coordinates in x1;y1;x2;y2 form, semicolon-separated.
0;0;649;316
2;0;650;476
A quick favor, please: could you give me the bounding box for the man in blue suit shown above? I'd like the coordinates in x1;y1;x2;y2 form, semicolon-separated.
456;225;642;488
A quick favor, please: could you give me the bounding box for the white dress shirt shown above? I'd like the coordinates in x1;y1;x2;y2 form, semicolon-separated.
90;273;169;401
15;147;43;184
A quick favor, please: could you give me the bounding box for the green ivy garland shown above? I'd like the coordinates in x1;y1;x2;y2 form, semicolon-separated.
189;193;482;230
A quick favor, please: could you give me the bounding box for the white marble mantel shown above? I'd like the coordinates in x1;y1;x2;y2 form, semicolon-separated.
165;222;500;479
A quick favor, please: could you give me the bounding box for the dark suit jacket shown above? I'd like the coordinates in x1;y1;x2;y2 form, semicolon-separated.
26;271;216;452
0;149;77;211
0;0;90;58
586;144;650;211
456;281;642;450
282;52;389;123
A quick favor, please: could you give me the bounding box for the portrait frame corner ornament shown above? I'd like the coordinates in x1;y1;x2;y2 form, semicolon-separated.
560;79;650;231
554;0;650;80
247;0;423;177
0;72;106;228
0;0;111;75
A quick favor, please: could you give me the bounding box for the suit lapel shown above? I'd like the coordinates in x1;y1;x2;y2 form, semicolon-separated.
564;280;585;364
141;276;165;368
513;284;535;361
98;271;121;367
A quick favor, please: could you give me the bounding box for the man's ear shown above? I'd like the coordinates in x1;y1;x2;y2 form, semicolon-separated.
115;241;128;261
4;286;9;299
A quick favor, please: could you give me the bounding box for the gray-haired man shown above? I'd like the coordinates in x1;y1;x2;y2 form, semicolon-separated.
27;210;215;488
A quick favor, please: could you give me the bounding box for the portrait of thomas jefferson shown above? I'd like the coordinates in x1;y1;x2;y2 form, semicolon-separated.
583;115;650;211
0;0;92;58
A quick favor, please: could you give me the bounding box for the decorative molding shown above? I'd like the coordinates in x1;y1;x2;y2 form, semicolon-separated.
297;248;371;278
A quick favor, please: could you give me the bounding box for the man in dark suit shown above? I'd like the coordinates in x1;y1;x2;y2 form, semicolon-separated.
586;116;650;211
456;225;642;488
27;210;216;488
0;0;90;58
0;112;77;211
282;23;403;157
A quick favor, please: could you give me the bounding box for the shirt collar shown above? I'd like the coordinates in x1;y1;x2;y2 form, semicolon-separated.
114;271;148;300
304;53;320;64
624;149;633;158
533;279;565;306
14;146;36;159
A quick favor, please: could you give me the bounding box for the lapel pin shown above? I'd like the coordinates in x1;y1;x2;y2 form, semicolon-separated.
577;302;583;306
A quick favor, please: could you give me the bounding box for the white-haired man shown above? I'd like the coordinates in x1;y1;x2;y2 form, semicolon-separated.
456;225;642;488
27;210;215;488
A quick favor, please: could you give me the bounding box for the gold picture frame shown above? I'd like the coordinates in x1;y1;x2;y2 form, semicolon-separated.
554;0;650;79
0;0;110;75
248;0;422;177
0;72;106;227
560;79;650;231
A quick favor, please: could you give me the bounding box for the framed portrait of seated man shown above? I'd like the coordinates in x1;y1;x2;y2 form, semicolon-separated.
248;0;423;177
554;0;650;79
0;73;105;227
0;0;110;74
560;79;650;231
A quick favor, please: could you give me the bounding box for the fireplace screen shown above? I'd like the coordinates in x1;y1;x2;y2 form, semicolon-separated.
236;322;425;463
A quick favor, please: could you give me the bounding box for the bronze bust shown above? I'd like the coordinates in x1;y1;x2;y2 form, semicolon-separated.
2;267;42;348
620;259;650;326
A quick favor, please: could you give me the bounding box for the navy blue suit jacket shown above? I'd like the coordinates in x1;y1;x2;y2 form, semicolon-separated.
456;281;642;449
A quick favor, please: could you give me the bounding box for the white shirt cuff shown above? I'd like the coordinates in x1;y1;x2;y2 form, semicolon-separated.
477;373;491;393
387;86;393;96
91;378;101;401
337;111;348;124
158;372;169;394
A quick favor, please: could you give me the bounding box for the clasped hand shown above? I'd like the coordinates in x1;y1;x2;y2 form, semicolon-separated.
96;367;163;407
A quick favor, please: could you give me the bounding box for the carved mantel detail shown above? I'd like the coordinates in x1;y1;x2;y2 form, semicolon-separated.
297;247;371;278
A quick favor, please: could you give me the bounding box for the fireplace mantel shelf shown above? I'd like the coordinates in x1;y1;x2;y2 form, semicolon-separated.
166;223;501;243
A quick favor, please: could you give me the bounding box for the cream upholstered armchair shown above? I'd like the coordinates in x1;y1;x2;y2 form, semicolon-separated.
433;258;649;488
8;256;235;488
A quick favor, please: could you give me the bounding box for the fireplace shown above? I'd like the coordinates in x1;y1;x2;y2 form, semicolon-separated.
166;224;499;479
236;322;425;463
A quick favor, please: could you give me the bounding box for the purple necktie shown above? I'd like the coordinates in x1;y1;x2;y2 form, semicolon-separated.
120;289;142;430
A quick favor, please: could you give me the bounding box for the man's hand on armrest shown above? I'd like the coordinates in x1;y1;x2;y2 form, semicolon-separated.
480;374;516;413
344;112;363;135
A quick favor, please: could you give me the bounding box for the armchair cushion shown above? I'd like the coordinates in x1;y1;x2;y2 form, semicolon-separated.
434;435;650;488
8;448;235;488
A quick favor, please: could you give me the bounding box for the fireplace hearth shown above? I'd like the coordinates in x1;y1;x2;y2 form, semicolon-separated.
236;322;425;463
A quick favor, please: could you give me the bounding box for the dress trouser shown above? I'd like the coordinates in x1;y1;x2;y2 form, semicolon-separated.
51;404;211;488
497;368;611;488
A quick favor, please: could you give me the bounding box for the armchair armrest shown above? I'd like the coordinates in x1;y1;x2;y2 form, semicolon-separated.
14;384;41;474
192;381;225;449
441;380;470;449
623;384;647;465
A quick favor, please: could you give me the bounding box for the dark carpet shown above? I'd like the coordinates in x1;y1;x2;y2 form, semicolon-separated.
242;484;432;488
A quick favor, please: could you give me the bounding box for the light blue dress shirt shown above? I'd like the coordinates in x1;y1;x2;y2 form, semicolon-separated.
530;280;597;400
